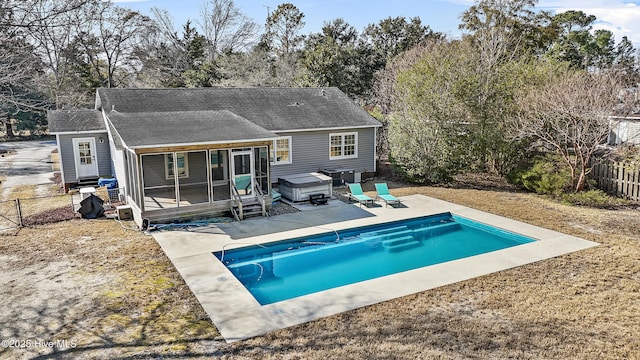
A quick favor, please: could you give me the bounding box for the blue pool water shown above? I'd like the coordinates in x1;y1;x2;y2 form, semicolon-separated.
214;212;535;305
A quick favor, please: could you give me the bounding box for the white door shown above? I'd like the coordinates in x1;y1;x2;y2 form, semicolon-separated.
231;150;254;198
73;138;99;178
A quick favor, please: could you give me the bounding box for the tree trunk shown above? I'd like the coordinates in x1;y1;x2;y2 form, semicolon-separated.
3;114;15;139
575;167;587;193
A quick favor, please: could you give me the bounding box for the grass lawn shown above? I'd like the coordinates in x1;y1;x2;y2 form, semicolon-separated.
1;178;639;359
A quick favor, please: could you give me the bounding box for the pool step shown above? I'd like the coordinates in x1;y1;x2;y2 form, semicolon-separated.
381;235;421;252
360;226;414;243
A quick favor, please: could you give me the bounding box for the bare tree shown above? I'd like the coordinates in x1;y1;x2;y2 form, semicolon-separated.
1;0;86;136
199;0;258;59
18;0;98;108
73;1;151;88
512;69;626;192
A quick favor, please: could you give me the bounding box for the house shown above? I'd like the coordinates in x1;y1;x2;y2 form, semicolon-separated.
609;115;640;146
48;87;381;226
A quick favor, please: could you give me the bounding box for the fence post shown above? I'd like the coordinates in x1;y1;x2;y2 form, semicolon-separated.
15;198;23;227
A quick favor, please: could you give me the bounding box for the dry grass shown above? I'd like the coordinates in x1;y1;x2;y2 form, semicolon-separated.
1;177;639;359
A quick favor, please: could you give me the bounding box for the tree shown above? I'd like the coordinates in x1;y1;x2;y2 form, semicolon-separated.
3;0;92;109
614;36;639;86
261;3;305;57
136;13;221;88
512;68;626;192
362;16;435;63
361;16;440;98
199;0;259;59
1;1;54;137
437;0;538;173
73;2;151;89
300;19;362;95
459;0;554;56
544;10;616;71
389;39;475;183
254;3;305;86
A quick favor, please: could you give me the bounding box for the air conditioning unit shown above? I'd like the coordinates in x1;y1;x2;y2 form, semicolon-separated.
320;168;354;187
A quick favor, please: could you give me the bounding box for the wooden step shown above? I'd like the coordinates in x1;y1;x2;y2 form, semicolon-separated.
77;176;100;186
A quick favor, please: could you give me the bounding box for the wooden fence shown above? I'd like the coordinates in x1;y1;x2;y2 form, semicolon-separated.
591;161;640;202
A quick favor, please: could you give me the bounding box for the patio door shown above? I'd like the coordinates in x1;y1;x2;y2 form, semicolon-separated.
231;150;254;198
73;137;99;179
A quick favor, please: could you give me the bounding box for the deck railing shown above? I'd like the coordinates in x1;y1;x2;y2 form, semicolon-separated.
229;180;243;221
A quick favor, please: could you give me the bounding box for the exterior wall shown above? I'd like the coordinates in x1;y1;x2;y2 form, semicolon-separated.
57;132;111;185
270;127;377;182
112;149;126;190
609;118;640;145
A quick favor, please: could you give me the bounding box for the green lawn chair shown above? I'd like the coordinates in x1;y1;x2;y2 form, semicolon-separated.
375;183;401;207
347;183;374;207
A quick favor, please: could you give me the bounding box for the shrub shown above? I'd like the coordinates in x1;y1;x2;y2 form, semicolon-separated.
562;189;629;208
508;154;572;196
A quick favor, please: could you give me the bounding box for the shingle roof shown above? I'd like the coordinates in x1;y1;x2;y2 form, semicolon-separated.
47;110;105;133
107;110;278;148
97;87;381;131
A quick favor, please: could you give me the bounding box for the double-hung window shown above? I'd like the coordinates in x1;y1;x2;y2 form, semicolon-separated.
329;132;357;159
271;136;292;165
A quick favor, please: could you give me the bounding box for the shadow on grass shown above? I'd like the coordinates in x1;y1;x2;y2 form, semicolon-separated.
1;295;222;359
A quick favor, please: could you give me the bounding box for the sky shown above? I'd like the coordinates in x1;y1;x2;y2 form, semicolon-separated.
113;0;640;48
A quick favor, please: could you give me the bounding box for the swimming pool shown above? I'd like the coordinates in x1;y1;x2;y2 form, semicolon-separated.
215;212;535;305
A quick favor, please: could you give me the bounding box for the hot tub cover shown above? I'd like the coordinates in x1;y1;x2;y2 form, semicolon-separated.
278;172;332;188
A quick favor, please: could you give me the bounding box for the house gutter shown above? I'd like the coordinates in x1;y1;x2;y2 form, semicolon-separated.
127;137;280;150
275;124;382;133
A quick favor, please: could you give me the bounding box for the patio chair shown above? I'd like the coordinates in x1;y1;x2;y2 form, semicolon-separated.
375;183;401;207
233;175;252;195
347;183;374;207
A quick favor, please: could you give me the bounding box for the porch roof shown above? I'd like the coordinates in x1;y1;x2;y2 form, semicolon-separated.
107;110;278;148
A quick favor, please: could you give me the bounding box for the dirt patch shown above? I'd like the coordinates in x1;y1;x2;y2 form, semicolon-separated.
22;206;79;226
0;219;220;359
1;180;639;358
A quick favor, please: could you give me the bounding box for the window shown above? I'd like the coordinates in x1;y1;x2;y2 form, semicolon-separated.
271;136;292;164
165;152;189;179
329;132;358;159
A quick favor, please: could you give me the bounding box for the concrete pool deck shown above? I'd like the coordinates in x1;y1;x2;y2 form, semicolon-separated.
151;194;599;343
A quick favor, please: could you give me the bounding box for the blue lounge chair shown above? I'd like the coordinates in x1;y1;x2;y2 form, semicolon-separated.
375;183;401;207
348;183;374;207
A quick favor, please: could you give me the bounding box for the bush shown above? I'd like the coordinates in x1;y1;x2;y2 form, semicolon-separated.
562;189;629;208
508;154;572;196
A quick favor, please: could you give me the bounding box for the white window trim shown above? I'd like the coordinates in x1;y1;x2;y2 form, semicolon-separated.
271;136;292;165
165;152;189;180
329;132;358;160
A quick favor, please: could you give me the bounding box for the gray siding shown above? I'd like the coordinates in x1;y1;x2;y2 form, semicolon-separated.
58;132;111;184
270;128;376;182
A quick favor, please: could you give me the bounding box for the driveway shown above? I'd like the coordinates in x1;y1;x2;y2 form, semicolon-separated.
0;140;57;199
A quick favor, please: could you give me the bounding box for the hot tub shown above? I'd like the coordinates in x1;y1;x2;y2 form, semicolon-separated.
277;172;332;202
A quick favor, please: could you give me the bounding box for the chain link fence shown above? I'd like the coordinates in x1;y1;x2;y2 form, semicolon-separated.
0;187;126;233
0;199;21;232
